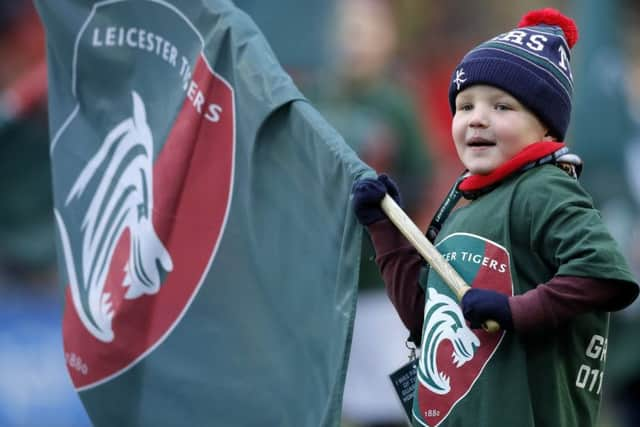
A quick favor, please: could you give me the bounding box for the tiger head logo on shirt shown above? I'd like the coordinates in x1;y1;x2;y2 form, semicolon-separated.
413;233;512;426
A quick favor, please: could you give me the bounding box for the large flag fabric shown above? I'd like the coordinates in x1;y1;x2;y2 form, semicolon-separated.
35;1;370;425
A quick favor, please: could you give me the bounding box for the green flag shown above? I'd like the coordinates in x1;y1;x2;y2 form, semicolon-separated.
35;0;370;425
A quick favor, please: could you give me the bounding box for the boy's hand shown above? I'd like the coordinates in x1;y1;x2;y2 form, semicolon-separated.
462;288;514;331
351;174;402;226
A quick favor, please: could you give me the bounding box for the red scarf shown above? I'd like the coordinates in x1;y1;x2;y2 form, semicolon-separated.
458;141;566;195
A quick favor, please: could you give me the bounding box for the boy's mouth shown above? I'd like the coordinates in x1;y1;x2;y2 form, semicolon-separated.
466;137;496;147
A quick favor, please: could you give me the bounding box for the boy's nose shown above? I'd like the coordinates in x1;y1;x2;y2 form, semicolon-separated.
469;107;489;128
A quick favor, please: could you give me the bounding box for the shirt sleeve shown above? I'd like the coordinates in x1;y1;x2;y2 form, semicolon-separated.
518;167;637;285
367;220;425;343
508;167;639;331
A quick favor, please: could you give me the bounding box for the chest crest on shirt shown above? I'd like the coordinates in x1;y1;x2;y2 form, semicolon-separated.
414;233;513;426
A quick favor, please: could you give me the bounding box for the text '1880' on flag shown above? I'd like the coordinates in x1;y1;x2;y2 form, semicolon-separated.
35;0;372;425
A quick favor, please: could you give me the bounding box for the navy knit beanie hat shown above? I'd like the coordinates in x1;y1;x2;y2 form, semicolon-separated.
448;8;579;140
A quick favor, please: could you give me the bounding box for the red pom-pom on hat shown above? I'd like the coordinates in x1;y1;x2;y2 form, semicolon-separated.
518;8;579;48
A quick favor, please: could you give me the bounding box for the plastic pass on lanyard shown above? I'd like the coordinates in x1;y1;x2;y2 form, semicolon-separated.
389;345;418;421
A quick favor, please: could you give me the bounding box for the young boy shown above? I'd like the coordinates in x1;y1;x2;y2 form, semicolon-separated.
352;8;639;427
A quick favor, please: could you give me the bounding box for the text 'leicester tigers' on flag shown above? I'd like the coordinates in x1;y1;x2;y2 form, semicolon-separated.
35;0;371;425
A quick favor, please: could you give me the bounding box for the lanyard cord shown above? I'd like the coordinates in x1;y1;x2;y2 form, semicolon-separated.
425;171;467;243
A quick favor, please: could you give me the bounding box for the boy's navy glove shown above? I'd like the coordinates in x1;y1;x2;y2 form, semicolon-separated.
461;288;514;331
352;174;402;226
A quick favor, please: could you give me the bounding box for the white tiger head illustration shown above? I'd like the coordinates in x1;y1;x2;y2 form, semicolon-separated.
55;91;173;342
418;287;480;395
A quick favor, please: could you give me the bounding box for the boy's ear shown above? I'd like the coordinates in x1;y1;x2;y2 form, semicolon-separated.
542;131;557;142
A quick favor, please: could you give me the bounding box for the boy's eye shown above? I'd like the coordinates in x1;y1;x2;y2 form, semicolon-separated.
457;103;473;111
495;103;512;111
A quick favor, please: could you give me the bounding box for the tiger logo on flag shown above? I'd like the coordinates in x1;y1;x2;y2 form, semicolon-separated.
56;91;173;343
52;0;235;390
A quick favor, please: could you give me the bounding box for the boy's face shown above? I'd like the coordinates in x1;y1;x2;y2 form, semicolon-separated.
451;85;552;175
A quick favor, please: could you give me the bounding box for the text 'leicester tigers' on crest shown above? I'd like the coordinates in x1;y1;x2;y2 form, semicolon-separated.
52;0;235;390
